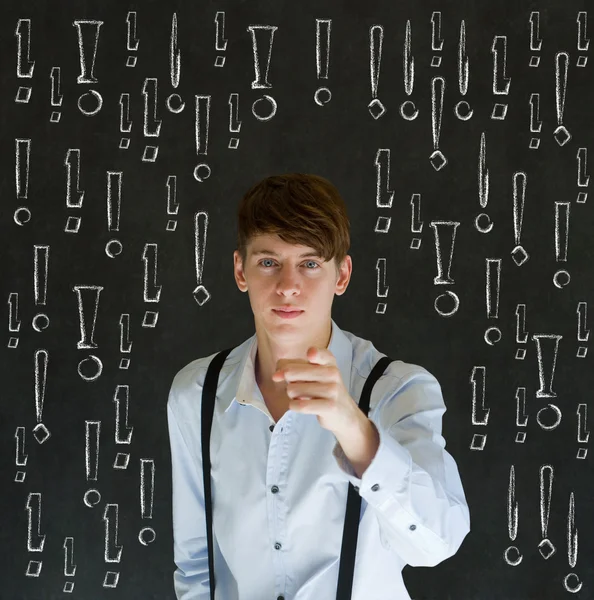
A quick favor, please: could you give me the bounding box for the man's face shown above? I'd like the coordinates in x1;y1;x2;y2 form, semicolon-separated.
233;233;352;337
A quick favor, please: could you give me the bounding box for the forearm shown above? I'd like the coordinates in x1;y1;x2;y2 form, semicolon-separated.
333;413;380;479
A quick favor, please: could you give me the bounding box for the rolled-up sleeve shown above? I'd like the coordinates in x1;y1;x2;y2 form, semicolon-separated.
167;383;211;600
333;367;471;567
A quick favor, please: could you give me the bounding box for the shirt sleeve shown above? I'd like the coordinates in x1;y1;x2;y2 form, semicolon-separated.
332;366;471;567
167;383;212;600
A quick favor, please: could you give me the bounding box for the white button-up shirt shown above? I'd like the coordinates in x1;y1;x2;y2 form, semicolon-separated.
167;318;470;600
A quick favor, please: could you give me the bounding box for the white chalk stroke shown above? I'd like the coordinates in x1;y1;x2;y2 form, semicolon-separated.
193;211;211;306
314;18;332;106
247;24;278;121
554;52;571;145
504;464;522;566
400;20;418;121
538;464;556;559
430;77;447;169
33;349;50;444
214;11;227;67
113;385;134;444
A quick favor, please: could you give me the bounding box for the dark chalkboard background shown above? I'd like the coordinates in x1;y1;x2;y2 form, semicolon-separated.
1;0;593;598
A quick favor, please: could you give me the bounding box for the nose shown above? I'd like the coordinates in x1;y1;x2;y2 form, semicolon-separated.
276;266;301;294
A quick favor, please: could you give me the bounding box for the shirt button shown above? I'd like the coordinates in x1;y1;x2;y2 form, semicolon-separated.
371;483;380;491
274;542;282;550
271;485;279;494
409;524;416;531
269;424;274;432
277;596;285;600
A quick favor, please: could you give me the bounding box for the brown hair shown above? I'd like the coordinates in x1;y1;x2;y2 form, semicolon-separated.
236;173;351;275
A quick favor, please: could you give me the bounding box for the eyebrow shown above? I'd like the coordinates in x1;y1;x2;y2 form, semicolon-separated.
251;249;321;258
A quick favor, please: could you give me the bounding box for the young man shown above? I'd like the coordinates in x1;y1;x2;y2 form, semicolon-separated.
167;173;471;600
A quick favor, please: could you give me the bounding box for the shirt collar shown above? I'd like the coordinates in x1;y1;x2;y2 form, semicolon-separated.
225;318;353;413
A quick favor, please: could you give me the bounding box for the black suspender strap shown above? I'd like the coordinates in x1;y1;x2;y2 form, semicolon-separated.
201;347;234;600
201;347;394;600
334;354;393;599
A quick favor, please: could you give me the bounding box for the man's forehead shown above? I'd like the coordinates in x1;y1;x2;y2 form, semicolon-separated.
249;236;319;257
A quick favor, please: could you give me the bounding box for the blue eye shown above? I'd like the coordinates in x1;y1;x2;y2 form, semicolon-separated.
259;259;320;269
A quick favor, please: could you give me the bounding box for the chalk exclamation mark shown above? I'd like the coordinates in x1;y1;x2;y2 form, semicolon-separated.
576;147;589;203
529;12;543;67
73;285;104;382
430;12;443;67
430;77;447;170
528;91;542;150
532;335;563;428
139;459;156;546
62;536;76;593
553;200;571;288
400;20;418;121
167;13;184;114
64;149;85;233
118;313;132;371
314;18;332;106
106;171;123;258
538;464;556;559
14;426;27;481
33;245;50;332
563;491;582;592
25;493;45;578
407;193;422;252
368;25;385;119
576;11;589;67
15;19;34;103
193;211;211;306
576;401;589;459
485;258;502;345
469;366;489;451
15;138;31;225
119;94;132;149
8;292;21;349
504;464;522;566
126;11;139;67
102;503;123;588
84;420;101;508
113;385;134;447
515;386;528;443
165;175;179;231
49;66;63;123
576;301;589;359
112;387;132;471
491;35;510;120
515;303;528;360
431;221;460;316
375;258;388;315
227;93;241;150
73;20;104;117
32;349;50;443
247;24;278;122
214;11;227;67
553;52;571;146
141;244;161;329
193;95;211;181
141;78;161;162
511;172;529;266
373;148;395;232
454;20;472;121
474;133;492;233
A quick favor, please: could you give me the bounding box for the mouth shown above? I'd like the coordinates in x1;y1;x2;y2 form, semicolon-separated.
273;308;304;318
